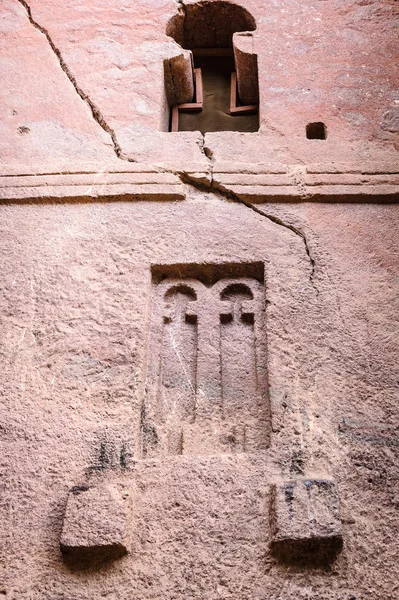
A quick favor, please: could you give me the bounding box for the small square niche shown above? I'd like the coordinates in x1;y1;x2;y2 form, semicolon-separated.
306;122;327;140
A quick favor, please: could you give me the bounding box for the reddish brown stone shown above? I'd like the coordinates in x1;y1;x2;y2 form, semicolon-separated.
381;108;399;133
0;1;398;599
270;479;343;564
60;484;131;563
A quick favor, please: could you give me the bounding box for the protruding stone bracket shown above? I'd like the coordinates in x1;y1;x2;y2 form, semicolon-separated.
60;484;132;566
230;72;258;115
232;31;259;107
269;478;343;564
164;49;195;106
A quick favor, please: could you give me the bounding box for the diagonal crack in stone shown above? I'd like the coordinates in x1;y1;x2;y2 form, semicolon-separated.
220;183;317;286
16;0;317;289
17;0;134;162
176;165;318;291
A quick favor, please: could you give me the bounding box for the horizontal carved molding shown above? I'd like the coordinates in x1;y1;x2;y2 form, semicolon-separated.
0;163;397;202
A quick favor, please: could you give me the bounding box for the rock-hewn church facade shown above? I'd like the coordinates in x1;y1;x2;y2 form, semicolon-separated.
1;1;398;598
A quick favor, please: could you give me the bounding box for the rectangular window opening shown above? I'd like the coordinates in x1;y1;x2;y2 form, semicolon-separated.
171;51;259;134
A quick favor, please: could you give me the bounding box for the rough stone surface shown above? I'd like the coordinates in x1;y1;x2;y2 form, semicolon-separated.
60;484;131;563
270;478;343;563
381;108;399;133
0;0;116;166
1;196;398;598
233;31;259;106
0;0;397;170
0;1;398;599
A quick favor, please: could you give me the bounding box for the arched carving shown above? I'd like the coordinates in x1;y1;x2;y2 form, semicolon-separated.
163;283;198;324
166;0;256;49
142;270;269;457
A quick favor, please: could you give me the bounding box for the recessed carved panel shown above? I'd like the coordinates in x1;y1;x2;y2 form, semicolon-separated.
142;264;269;457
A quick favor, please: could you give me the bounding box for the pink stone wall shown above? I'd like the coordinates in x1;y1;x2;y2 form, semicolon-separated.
0;1;398;599
1;0;398;168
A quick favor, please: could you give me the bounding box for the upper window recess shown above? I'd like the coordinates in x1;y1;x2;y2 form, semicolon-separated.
164;1;259;134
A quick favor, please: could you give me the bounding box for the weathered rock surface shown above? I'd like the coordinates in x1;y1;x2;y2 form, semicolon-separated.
0;194;398;598
0;1;398;599
0;0;397;170
270;478;343;564
60;484;131;563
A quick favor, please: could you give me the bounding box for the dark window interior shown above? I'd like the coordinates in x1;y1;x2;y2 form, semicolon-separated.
175;55;259;134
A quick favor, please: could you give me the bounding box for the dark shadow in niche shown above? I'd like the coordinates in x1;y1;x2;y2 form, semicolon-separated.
151;261;265;286
306;122;327;140
61;546;127;572
269;537;343;569
166;1;256;49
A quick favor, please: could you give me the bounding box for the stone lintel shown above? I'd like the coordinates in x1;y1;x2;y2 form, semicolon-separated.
0;167;397;203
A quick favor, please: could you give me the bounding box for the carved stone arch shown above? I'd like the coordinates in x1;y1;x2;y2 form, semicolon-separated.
220;281;254;299
161;281;200;323
159;277;205;299
213;277;261;298
158;277;207;319
166;0;256;49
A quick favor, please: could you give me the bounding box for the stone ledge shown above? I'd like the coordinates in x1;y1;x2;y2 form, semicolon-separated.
223;183;399;202
216;173;399;186
0;168;185;202
214;170;399;201
269;478;343;564
0;173;180;187
60;484;132;564
0;164;397;202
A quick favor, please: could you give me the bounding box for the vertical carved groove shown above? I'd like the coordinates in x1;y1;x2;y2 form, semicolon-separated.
220;285;257;452
160;288;197;423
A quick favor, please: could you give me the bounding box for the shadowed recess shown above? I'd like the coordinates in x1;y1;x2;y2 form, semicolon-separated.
166;1;256;49
306;122;327;140
178;55;259;133
151;261;265;286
